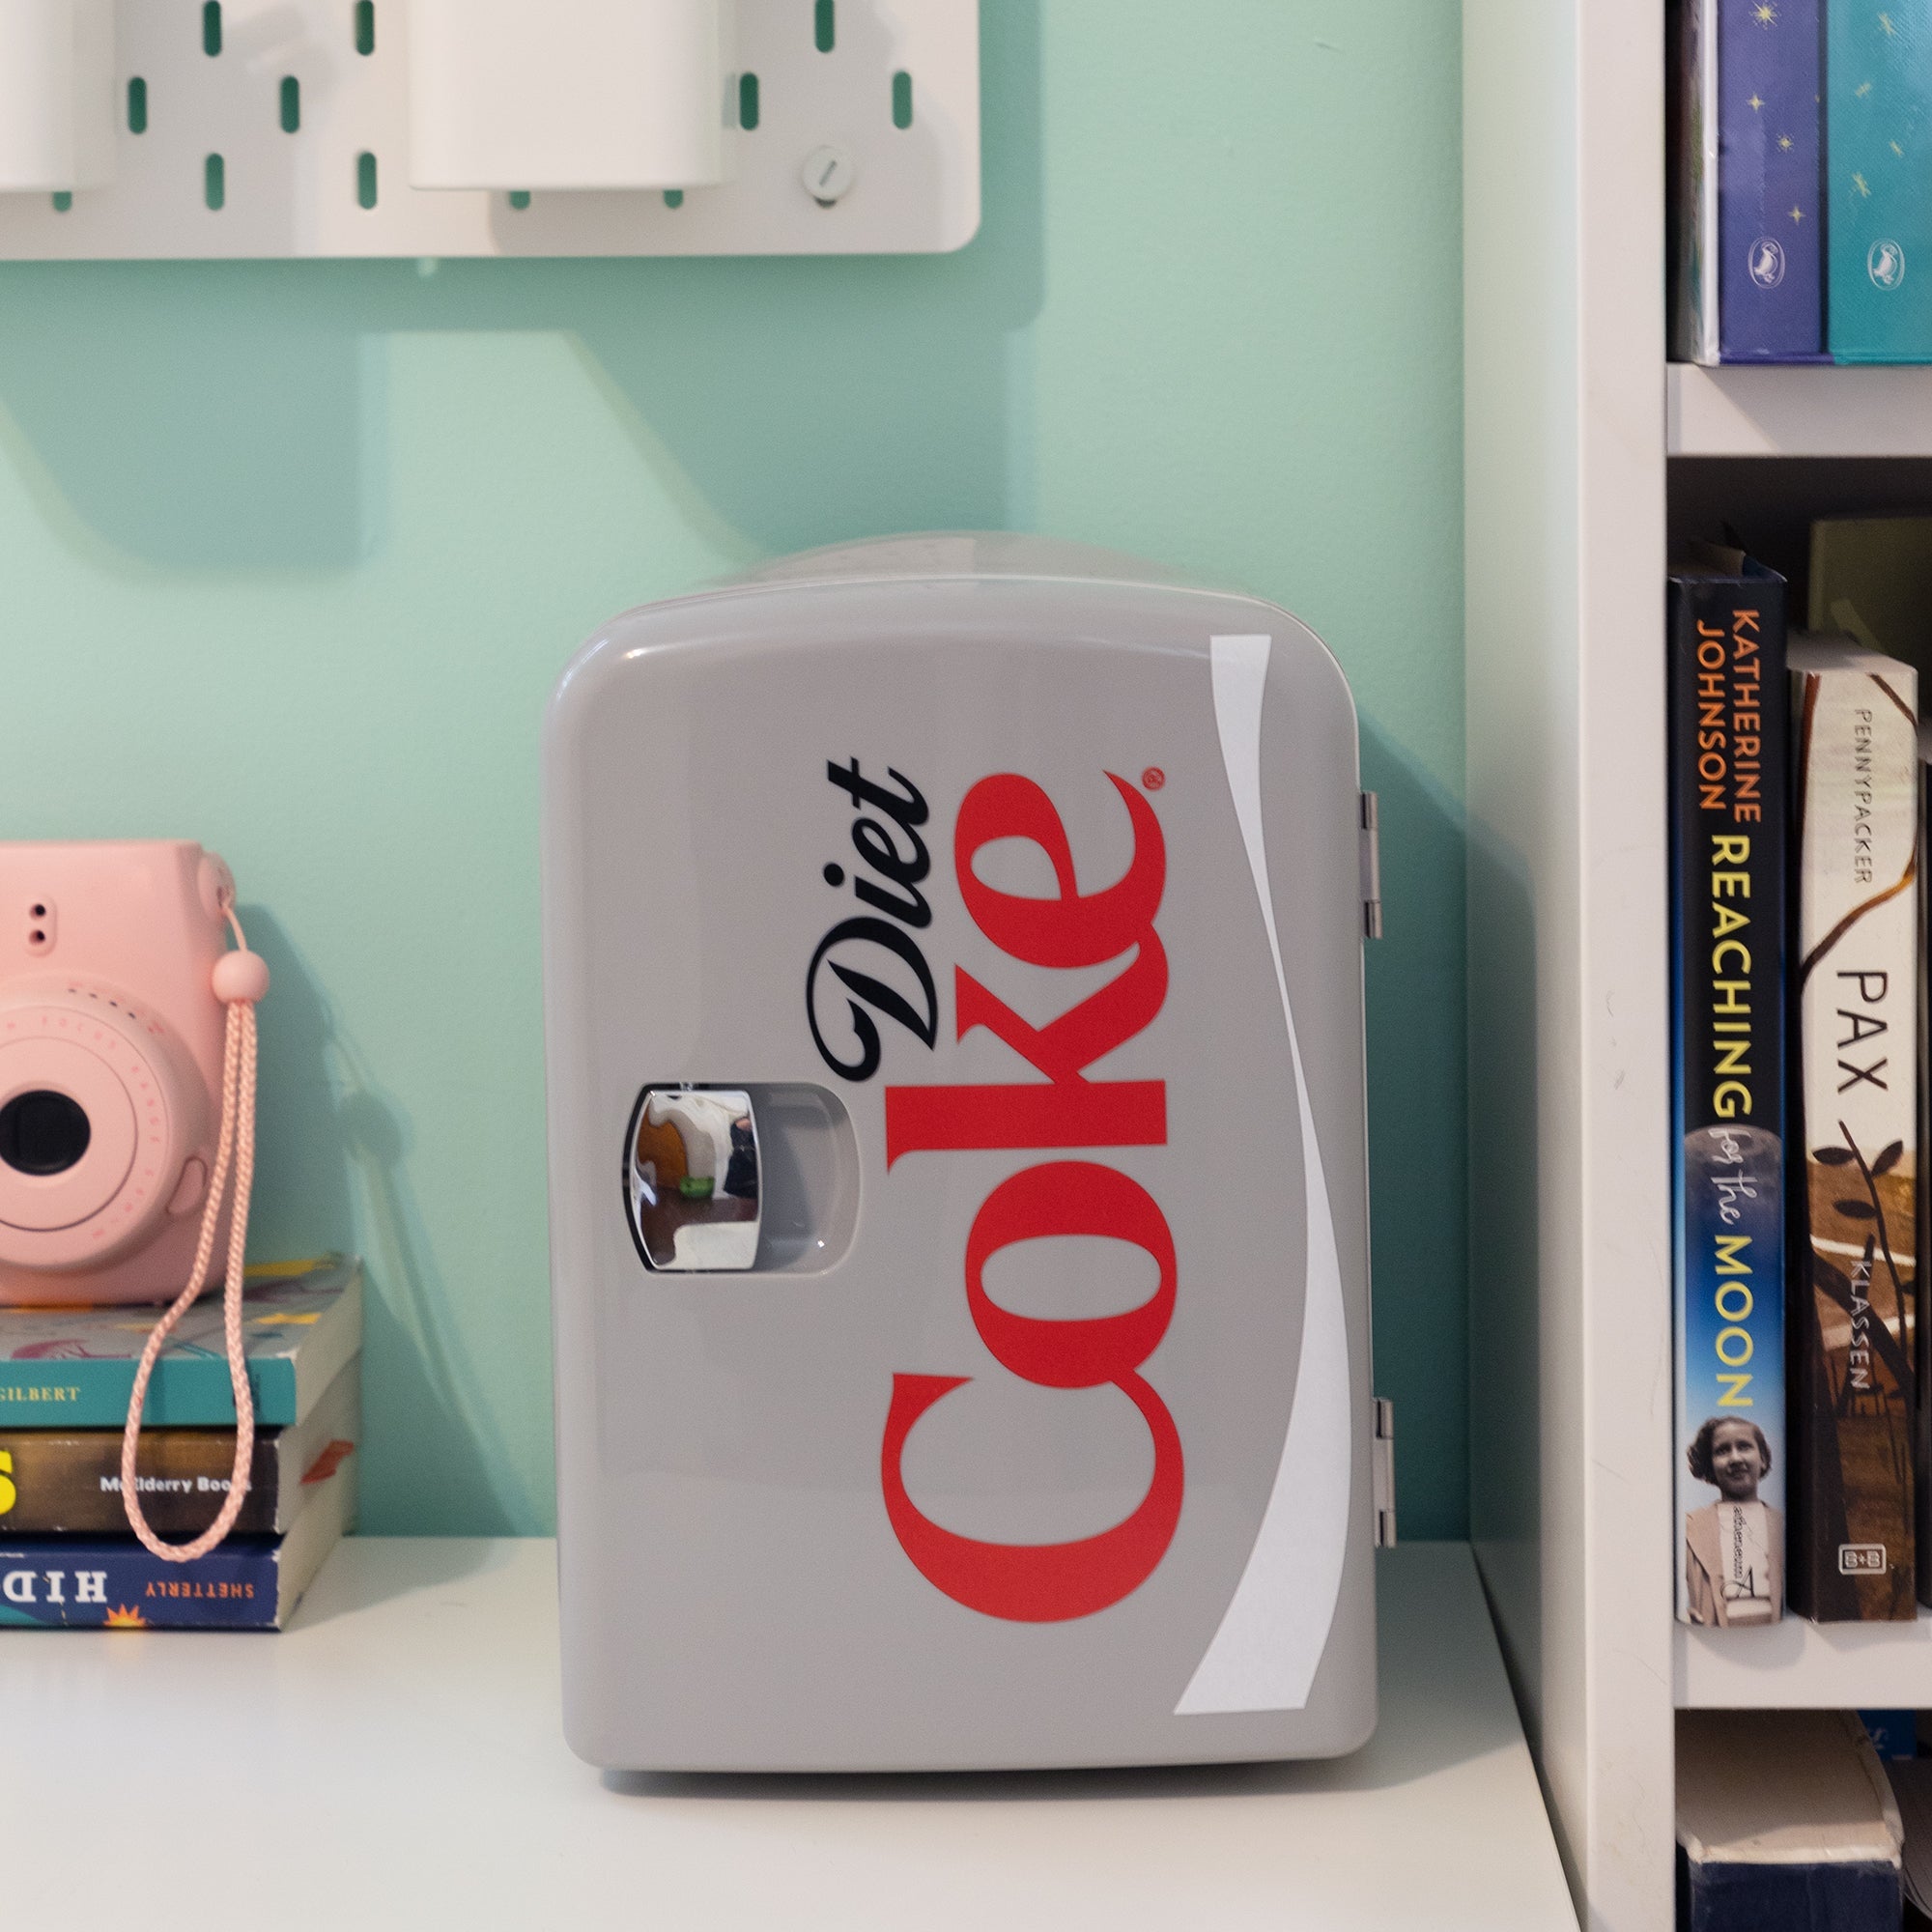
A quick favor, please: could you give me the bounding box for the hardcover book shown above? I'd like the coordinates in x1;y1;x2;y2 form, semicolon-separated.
1670;553;1788;1627
0;1363;356;1537
1829;0;1932;361
0;1463;348;1631
1670;0;1826;362
0;1255;360;1429
1789;637;1919;1621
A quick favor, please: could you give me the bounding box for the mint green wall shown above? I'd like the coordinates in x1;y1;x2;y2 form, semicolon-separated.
0;3;1466;1536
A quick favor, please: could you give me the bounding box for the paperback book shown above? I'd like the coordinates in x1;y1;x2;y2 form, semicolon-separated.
0;1255;360;1429
1678;1711;1904;1931
0;1363;357;1537
1788;637;1919;1621
0;1459;349;1631
1808;515;1932;1609
1670;551;1788;1627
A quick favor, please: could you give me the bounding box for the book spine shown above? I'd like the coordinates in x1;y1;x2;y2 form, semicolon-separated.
1672;0;1721;363
0;1356;298;1430
1718;0;1824;360
0;1428;292;1536
1921;735;1932;1608
1790;662;1920;1620
1671;570;1789;1626
0;1539;285;1629
1828;0;1932;361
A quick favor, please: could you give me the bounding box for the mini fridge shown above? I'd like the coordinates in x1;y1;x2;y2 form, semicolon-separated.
542;534;1386;1772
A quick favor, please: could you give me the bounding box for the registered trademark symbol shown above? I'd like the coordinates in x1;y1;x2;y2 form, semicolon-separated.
1142;767;1166;792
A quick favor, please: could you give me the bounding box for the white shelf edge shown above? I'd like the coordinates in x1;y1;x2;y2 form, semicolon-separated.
1669;361;1932;458
1675;1610;1932;1708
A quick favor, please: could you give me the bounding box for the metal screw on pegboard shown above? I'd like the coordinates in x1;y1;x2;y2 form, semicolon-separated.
800;145;856;206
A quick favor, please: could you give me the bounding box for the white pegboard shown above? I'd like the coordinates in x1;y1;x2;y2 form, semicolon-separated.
0;0;980;258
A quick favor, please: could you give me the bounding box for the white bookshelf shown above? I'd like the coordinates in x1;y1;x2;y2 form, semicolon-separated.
1468;7;1932;1929
1669;362;1932;457
1679;1614;1932;1709
1466;1;1671;1926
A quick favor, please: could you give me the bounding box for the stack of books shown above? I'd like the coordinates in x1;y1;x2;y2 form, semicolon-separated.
1670;0;1932;363
1669;521;1932;1631
0;1255;360;1630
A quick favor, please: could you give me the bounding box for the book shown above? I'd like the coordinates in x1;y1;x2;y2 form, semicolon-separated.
1670;0;1826;364
1829;0;1932;361
0;1361;356;1537
1788;636;1919;1621
1670;552;1789;1627
1923;718;1932;1613
1671;0;1721;362
1885;1756;1932;1918
1678;1710;1905;1931
0;1255;360;1429
0;1456;349;1630
1861;1710;1919;1760
1808;516;1932;1608
1812;516;1932;671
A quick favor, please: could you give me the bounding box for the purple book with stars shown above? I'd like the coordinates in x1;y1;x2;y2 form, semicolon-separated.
1719;0;1825;360
1673;0;1826;363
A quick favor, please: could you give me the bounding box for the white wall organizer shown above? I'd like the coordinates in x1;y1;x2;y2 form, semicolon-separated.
0;0;980;258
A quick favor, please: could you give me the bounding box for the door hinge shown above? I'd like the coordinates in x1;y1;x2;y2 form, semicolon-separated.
1373;1397;1397;1548
1359;791;1383;940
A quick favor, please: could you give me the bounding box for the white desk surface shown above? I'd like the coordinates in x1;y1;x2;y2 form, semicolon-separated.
1;1539;1576;1931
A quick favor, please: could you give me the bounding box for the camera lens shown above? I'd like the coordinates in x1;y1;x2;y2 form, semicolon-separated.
0;1091;92;1177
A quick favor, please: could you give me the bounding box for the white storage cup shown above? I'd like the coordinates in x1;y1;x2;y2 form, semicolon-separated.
408;0;736;191
0;0;114;192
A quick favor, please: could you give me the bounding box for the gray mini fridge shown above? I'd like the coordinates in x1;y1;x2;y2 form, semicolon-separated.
542;535;1386;1772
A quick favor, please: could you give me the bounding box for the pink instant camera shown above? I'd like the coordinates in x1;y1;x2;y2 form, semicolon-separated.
0;842;239;1307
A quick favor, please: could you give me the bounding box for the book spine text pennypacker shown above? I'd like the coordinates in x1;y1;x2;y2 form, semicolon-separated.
1790;647;1920;1620
1670;565;1788;1626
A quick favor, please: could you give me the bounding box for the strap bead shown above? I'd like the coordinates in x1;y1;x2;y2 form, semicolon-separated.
213;950;270;1004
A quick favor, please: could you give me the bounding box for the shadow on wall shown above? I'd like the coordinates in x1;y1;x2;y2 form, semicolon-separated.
1463;820;1542;1702
244;908;525;1534
0;0;1046;567
1358;721;1470;1545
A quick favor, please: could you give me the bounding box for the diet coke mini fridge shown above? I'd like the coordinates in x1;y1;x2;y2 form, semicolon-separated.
542;535;1387;1772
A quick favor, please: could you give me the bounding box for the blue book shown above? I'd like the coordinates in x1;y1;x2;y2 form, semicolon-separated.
1829;0;1932;360
1719;0;1825;359
1671;0;1827;361
1861;1710;1918;1760
0;1466;346;1630
1669;554;1788;1627
0;1256;359;1429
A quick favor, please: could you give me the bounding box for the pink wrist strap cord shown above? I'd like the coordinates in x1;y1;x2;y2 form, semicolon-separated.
118;905;269;1562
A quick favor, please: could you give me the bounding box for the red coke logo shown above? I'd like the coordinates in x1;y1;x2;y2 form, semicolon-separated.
880;772;1181;1623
